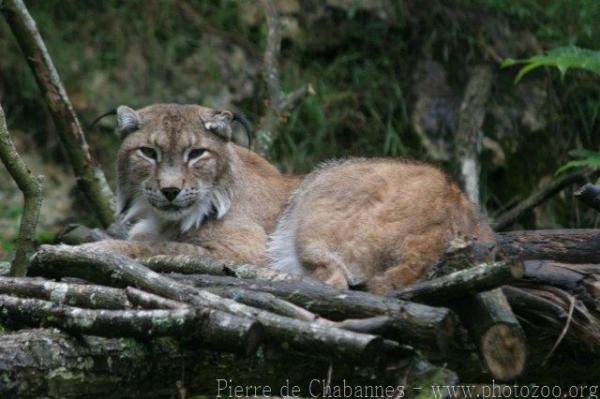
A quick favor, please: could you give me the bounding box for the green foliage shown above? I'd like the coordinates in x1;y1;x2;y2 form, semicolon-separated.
555;149;600;175
502;46;600;82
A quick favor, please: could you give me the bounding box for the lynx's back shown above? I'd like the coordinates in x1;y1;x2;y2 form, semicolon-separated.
267;158;494;294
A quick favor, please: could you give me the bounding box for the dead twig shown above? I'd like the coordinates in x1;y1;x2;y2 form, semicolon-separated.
541;293;575;366
494;169;591;231
0;104;43;277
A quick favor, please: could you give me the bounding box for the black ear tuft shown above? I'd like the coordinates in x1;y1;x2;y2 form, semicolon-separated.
88;109;117;131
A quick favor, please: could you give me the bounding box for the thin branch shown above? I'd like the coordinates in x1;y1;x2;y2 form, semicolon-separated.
254;0;314;157
1;0;114;227
0;104;43;277
494;169;591;231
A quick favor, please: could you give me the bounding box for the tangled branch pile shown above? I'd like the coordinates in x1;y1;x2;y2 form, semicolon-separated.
0;229;599;397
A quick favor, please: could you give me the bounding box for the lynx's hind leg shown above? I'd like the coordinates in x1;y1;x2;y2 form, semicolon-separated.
296;241;352;290
366;230;446;294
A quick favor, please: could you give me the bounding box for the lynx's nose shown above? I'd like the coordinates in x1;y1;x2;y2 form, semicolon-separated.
161;187;181;202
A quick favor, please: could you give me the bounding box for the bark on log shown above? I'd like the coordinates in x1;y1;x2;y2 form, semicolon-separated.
391;260;523;305
167;272;455;352
454;288;527;381
496;229;600;263
0;104;43;277
213;287;322;322
30;245;385;361
125;287;190;309
1;0;114;227
139;255;455;351
0;328;457;398
0;276;132;309
0;294;261;355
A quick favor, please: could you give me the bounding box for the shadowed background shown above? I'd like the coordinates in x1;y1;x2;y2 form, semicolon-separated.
0;0;599;257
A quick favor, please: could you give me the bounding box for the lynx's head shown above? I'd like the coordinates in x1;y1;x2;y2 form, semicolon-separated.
113;104;250;237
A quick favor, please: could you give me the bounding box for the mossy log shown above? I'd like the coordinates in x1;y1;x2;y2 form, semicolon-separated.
0;294;261;355
0;328;458;398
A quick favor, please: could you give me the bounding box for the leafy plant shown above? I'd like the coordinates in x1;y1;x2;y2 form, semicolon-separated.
502;46;600;82
555;149;600;176
504;46;600;179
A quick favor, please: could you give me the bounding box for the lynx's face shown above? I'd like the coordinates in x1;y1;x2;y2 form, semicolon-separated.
115;104;248;235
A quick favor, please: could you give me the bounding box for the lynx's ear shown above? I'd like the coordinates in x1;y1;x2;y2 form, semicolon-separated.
203;110;252;148
116;105;140;139
203;110;234;142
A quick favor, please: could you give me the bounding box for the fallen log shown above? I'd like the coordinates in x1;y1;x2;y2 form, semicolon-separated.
454;288;528;381
391;260;523;305
30;245;385;361
496;229;600;263
166;272;455;352
0;294;261;355
0;328;458;398
0;276;132;309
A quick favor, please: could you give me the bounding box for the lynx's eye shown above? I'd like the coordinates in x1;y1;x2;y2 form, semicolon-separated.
187;148;208;162
138;146;158;161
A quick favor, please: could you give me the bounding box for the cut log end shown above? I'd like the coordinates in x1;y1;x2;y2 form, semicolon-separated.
480;323;527;381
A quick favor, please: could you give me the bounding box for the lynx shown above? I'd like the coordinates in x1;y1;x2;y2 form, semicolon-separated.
79;103;494;293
